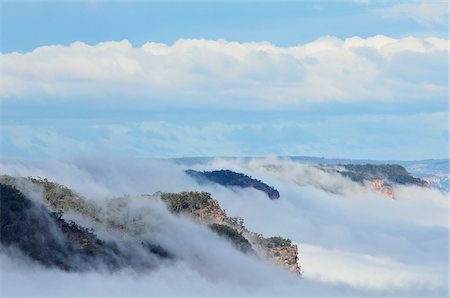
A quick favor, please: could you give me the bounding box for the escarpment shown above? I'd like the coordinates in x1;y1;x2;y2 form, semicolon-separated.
265;245;301;273
317;164;428;198
0;176;301;275
160;191;301;274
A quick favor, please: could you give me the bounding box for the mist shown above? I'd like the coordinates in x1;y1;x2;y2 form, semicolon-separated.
0;156;447;297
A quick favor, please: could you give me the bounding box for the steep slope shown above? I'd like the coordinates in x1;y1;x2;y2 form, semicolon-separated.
160;191;301;274
318;164;429;198
334;164;428;186
186;169;280;200
0;183;169;271
0;176;301;275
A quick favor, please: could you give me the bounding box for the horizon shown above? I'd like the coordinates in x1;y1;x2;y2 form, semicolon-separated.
0;2;448;297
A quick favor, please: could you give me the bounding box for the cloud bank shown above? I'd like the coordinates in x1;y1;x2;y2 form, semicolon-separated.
0;157;447;297
1;36;448;106
377;1;449;26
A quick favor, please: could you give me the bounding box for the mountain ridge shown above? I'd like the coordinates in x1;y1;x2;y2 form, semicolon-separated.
0;175;301;275
186;169;280;200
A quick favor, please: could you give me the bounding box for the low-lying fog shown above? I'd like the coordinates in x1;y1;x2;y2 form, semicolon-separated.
0;157;448;297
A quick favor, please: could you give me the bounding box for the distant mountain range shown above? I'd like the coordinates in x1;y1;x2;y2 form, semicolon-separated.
174;157;449;192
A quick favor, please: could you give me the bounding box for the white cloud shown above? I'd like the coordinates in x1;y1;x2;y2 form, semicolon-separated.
0;157;447;296
378;1;449;26
1;36;448;107
300;244;444;289
2;111;448;160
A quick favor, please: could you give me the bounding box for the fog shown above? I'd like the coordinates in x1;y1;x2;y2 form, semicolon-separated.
0;157;448;297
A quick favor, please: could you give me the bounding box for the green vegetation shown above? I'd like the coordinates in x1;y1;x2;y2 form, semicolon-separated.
0;175;100;220
209;223;253;253
29;177;101;221
335;164;428;186
262;236;292;248
160;191;293;251
160;191;212;213
0;183;171;271
252;233;292;248
226;216;246;230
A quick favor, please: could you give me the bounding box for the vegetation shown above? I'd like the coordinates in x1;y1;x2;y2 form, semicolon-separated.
186;169;280;199
0;183;170;272
226;216;246;230
251;233;292;248
160;191;213;213
0;183;102;270
160;191;293;251
209;223;254;253
335;164;428;186
2;177;299;274
28;177;101;221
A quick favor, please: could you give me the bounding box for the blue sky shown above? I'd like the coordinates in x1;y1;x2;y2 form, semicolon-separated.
0;1;448;160
2;1;448;52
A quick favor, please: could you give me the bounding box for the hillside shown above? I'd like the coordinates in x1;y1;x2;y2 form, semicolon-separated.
160;191;300;273
186;169;280;200
0;183;170;272
0;176;300;275
333;164;429;186
175;157;448;191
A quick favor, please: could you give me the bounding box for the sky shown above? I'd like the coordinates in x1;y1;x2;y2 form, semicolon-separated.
0;0;449;160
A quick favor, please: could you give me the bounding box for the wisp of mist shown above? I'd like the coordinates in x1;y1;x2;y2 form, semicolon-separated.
0;157;447;297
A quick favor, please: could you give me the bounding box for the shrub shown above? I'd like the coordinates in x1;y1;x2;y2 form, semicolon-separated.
160;192;212;213
209;223;253;253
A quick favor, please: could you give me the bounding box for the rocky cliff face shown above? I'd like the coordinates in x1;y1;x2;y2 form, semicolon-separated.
1;176;301;275
317;164;428;198
160;191;229;224
160;191;301;274
335;164;428;187
265;245;301;273
370;179;394;198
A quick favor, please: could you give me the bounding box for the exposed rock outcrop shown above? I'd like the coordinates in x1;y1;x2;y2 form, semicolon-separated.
160;191;229;224
1;176;301;275
335;164;428;187
160;191;301;274
265;245;301;273
318;164;428;198
370;179;394;198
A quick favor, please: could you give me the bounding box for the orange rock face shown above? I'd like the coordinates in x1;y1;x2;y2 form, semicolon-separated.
371;179;394;198
179;194;301;274
192;198;228;224
265;245;301;274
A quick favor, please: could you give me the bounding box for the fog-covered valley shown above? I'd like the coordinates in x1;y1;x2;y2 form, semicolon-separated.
0;157;447;297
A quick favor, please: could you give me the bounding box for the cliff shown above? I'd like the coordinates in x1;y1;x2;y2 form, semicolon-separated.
265;245;300;273
370;179;394;198
160;191;301;274
186;169;280;200
335;164;428;187
317;164;428;198
0;176;300;275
